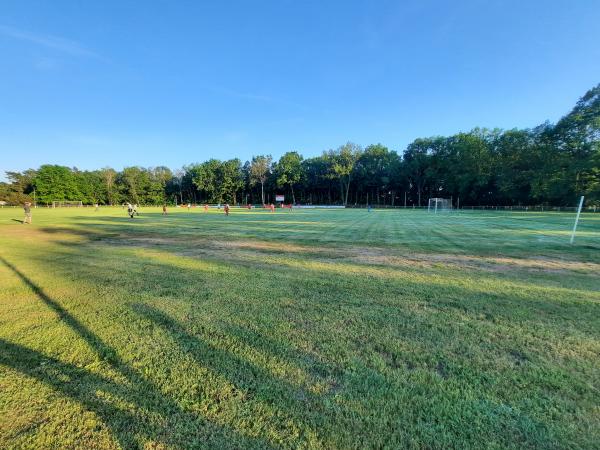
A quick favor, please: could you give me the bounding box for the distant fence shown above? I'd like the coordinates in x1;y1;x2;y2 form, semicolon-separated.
1;203;598;212
451;205;599;213
345;204;600;212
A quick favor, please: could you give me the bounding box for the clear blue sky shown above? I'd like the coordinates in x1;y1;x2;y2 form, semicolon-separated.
1;0;599;180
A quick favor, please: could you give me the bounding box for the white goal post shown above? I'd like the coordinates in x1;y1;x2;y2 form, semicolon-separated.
52;201;83;208
428;198;452;213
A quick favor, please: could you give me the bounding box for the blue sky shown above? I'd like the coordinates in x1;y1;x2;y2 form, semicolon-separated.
1;0;599;179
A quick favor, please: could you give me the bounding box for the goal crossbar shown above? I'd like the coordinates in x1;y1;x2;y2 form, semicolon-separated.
52;201;83;208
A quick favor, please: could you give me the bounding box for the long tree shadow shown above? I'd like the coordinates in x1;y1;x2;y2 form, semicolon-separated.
131;303;336;442
1;256;119;362
0;256;273;449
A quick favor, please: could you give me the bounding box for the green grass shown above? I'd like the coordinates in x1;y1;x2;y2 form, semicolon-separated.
0;206;599;449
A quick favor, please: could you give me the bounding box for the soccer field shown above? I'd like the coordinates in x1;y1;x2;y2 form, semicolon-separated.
1;207;599;449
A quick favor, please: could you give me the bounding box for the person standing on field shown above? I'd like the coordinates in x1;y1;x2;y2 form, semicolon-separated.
224;203;230;216
94;203;99;212
23;202;32;224
162;204;168;215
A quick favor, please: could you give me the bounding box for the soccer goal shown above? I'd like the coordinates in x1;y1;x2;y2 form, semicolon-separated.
428;198;452;213
52;201;83;208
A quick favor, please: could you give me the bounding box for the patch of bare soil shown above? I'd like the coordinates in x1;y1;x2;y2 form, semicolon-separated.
344;247;599;275
32;226;599;276
135;235;600;275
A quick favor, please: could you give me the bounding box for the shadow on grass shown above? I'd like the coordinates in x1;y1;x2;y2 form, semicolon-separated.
5;222;600;447
0;256;273;449
132;302;333;413
29;224;600;337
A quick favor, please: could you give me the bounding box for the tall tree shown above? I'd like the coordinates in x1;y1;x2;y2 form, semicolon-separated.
449;130;495;205
1;169;36;204
301;156;331;204
191;160;221;202
167;169;185;205
403;139;431;206
275;151;303;203
75;170;106;204
100;167;117;205
219;159;245;203
356;144;396;205
249;155;272;204
552;83;600;203
33;165;81;204
494;129;538;204
325;142;362;205
118;167;143;204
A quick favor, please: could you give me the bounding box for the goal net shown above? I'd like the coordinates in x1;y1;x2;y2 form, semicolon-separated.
428;198;452;213
52;201;83;208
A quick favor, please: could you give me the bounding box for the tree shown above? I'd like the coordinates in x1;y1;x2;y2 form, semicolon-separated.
180;165;200;204
356;144;397;205
494;129;538;204
166;169;185;205
75;170;106;204
325;142;362;205
100;167;117;205
448;130;494;205
249;155;272;205
585;149;600;205
117;166;166;205
275;152;303;203
191;160;221;203
1;169;36;205
552;83;600;203
219;159;245;203
33;165;81;204
403;139;431;206
300;156;331;204
118;167;142;204
144;167;171;205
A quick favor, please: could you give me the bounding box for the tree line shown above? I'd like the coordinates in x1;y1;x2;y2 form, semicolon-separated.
2;84;598;207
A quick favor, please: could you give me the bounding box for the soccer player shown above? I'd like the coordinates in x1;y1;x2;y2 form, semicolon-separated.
270;203;275;213
187;203;191;211
23;202;32;224
127;203;134;218
162;204;168;215
224;203;230;216
204;203;209;212
94;203;99;212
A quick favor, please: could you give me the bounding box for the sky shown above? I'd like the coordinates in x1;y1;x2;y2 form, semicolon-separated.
1;0;599;180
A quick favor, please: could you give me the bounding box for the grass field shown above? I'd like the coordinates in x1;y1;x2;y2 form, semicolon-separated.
0;206;599;449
